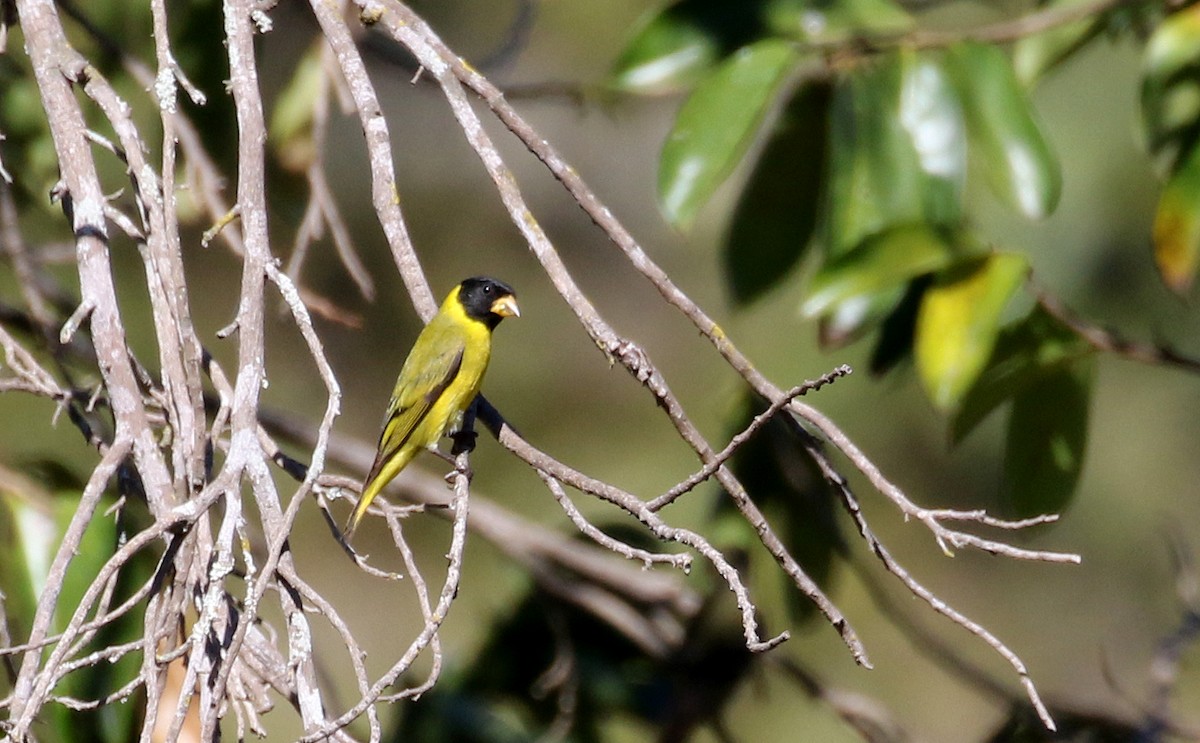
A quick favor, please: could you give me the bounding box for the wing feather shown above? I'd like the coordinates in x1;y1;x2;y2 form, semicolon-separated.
361;343;465;488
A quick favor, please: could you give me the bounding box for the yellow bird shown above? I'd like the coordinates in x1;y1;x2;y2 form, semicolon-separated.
345;277;519;538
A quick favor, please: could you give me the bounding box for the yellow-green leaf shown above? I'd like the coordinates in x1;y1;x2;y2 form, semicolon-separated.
658;39;798;229
1140;6;1200;293
1152;147;1200;294
915;252;1029;410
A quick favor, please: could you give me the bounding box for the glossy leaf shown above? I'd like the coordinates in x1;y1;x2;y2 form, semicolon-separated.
951;306;1091;443
824;57;923;255
1013;0;1105;85
802;224;969;318
723;82;830;304
1003;360;1093;518
659;39;798;229
817;286;906;349
766;0;912;43
948;42;1062;220
610;0;767;94
915;252;1028;410
823;51;964;256
1141;4;1200;171
896;49;967;224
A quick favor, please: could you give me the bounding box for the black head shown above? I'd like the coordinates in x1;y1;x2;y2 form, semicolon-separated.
458;276;519;329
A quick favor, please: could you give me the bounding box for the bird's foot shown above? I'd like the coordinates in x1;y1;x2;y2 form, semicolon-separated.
450;429;478;455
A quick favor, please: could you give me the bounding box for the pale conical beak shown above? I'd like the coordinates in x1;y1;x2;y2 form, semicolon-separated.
490;295;520;318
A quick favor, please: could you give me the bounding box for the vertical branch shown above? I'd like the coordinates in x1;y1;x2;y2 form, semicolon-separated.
309;0;436;319
12;1;173;507
213;1;336;735
83;67;206;501
148;0;209;493
7;0;172;731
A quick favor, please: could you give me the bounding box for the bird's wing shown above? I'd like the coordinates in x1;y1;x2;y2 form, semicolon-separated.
371;341;465;469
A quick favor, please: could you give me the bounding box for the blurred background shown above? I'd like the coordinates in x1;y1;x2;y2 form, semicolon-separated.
3;0;1200;740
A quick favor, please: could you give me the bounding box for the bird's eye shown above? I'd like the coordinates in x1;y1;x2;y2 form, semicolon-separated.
483;285;493;294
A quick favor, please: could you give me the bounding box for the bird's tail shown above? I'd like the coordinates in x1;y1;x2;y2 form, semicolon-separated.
344;446;418;539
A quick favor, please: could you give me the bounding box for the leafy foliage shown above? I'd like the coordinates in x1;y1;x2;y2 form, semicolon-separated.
608;0;1174;517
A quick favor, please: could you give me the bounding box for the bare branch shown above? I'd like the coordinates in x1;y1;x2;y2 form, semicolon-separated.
309;0;435;319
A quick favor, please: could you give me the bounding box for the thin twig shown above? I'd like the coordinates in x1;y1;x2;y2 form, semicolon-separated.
649;366;851;511
1035;288;1200;374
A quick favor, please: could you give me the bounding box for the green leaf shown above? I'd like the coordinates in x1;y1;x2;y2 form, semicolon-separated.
947;42;1062;220
895;49;967;224
1141;4;1200;172
915;252;1028;410
659;39;798;229
50;494;135;743
1012;0;1105;86
817;286;906;349
610;0;767;94
1003;359;1092;518
766;0;912;43
723;82;830;304
802;224;971;318
269;41;326;172
824;58;922;255
0;473;56;639
0;471;101;742
951;305;1092;443
822;51;965;256
0;77;63;207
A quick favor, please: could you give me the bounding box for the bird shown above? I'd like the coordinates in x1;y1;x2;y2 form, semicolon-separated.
345;276;519;538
